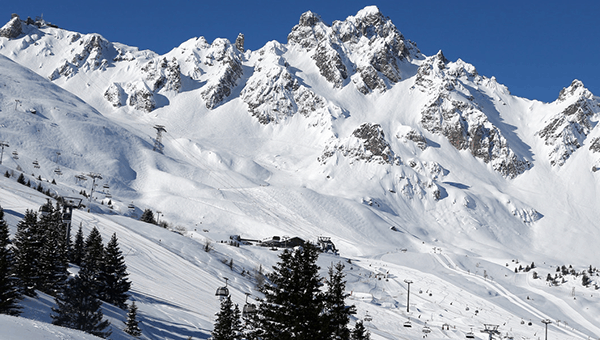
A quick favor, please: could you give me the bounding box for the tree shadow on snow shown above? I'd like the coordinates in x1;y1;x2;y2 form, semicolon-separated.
128;291;211;339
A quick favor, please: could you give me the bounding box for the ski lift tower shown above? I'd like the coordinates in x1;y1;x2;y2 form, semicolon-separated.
481;324;500;340
61;197;82;242
152;125;166;153
404;279;413;313
0;141;8;165
541;319;551;340
87;173;103;202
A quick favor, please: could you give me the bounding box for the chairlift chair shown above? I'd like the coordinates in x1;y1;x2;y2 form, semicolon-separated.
103;183;109;189
215;277;230;299
33;160;40;168
54;168;62;176
465;331;475;339
39;204;52;217
128;202;135;209
422;322;431;334
11;150;18;159
242;293;257;319
364;312;372;322
403;318;412;328
105;193;112;198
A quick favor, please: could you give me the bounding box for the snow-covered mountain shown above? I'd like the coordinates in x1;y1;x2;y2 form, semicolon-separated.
1;7;600;339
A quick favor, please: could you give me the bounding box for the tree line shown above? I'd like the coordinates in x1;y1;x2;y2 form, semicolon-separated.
0;201;140;338
212;242;370;340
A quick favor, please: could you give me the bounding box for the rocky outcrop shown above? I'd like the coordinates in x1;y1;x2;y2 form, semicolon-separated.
557;79;594;102
126;82;155;112
140;57;182;92
200;38;243;109
417;52;530;178
538;95;598;166
0;15;22;39
241;42;329;124
287;6;418;93
398;129;428;150
319;123;399;165
49;34;112;79
104;83;125;107
235;33;245;53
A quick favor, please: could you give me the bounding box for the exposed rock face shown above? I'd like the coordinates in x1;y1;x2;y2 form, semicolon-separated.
126;82;155;112
200;38;243;109
287;6;418;93
398;129;428;150
417;51;531;178
557;79;594;102
235;33;245;53
49;34;113;80
0;15;22;39
104;83;125;107
319;123;400;165
589;137;600;153
141;57;182;92
241;42;329;124
538;92;599;166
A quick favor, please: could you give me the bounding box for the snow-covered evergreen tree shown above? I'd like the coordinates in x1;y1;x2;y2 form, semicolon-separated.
350;320;370;340
100;233;131;308
38;203;69;296
13;209;42;297
0;206;22;316
70;224;85;266
123;300;142;337
82;226;105;292
51;265;112;338
257;242;325;340
212;295;242;340
324;262;356;340
139;209;156;225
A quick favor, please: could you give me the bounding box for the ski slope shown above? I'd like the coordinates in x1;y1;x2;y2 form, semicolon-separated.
0;7;600;339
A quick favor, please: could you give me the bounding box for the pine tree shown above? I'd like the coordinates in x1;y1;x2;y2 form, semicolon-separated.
13;209;42;297
123;301;142;337
139;209;156;225
82;226;105;292
350;320;370;340
0;206;22;316
51;266;112;338
212;295;242;340
71;225;85;266
100;233;131;308
38;203;69;296
17;173;25;185
323;262;356;340
256;242;325;340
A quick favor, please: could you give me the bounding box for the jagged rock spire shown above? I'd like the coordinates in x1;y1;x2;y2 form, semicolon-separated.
0;14;22;39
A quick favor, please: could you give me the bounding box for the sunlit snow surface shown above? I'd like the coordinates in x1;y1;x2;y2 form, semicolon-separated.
1;12;600;339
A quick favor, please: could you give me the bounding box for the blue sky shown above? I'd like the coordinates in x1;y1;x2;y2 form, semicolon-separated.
4;0;599;102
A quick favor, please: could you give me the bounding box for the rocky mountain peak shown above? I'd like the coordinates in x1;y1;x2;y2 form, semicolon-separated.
557;79;594;102
0;14;22;39
344;5;397;41
298;11;322;27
